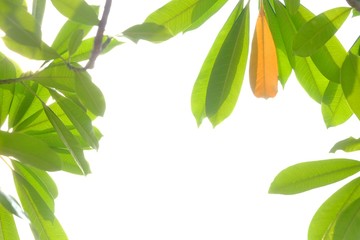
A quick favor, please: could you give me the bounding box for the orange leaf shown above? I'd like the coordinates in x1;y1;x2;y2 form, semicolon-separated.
249;5;278;98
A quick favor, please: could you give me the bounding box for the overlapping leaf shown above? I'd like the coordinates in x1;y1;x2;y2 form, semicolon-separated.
269;159;360;194
0;205;20;240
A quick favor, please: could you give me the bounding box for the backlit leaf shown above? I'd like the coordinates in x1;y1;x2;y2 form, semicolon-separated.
0;190;27;220
293;7;351;57
309;177;360;240
330;137;360;153
249;5;278;98
285;0;300;14
50;0;99;25
333;197;360;240
0;130;62;171
191;0;244;126
32;0;46;26
122;23;173;43
0;205;20;240
68;29;84;57
269;159;360;194
205;3;250;126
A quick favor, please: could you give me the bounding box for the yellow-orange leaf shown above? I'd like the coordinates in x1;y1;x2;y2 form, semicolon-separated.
249;6;278;98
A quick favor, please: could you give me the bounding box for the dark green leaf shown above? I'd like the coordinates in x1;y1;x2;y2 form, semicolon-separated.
330;137;360;153
293;7;351;57
75;71;105;116
269;159;360;194
0;190;27;220
13;170;67;240
0;205;20;240
50;0;99;25
285;0;300;14
321;81;353;128
205;3;250;126
42;104;91;175
333;197;360;240
341;53;360;120
50;89;99;150
0;130;62;171
191;0;244;126
309;177;360;240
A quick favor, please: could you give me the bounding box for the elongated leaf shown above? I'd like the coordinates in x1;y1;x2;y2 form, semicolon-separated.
321;82;353;128
331;137;360;153
123;23;173;43
350;36;360;55
0;190;27;220
145;0;228;35
309;177;360;240
0;205;20;240
13;171;67;240
32;0;46;26
205;3;250;126
191;0;244;126
0;130;62;171
263;0;292;86
293;7;351;57
75;71;105;116
50;0;98;25
0;1;41;47
50;89;99;150
285;0;300;14
68;29;84;57
249;5;278;98
43;104;90;175
341;53;360;120
269;159;360;194
333;197;360;239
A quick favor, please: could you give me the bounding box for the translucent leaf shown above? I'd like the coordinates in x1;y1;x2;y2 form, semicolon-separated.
0;190;27;220
122;22;173;43
285;0;300;14
50;89;99;150
249;5;278;98
321;82;353;128
0;130;62;171
42;104;91;175
50;0;99;25
269;159;360;194
341;53;360;120
0;1;41;47
68;29;84;57
333;197;360;239
263;0;292;86
309;177;360;240
191;0;244;126
206;3;250;127
13;170;67;240
330;137;360;153
0;205;20;240
293;7;351;57
32;0;46;26
75;71;105;117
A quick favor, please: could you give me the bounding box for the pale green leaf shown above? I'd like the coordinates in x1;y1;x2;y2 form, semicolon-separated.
0;190;27;220
333;197;360;240
330;137;360;153
269;159;360;194
32;0;46;26
0;205;20;240
293;7;351;57
0;130;62;171
68;29;84;57
122;23;173;43
50;0;98;25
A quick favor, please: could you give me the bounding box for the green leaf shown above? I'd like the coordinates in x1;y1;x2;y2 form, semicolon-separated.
341;53;360;120
2;37;59;60
263;0;292;87
13;169;67;240
145;0;228;35
0;205;20;240
0;130;62;171
321;81;353;128
205;3;250;127
269;159;360;194
349;36;360;56
32;0;46;26
309;177;360;240
293;7;351;57
75;71;105;116
0;1;42;47
330;137;360;153
68;29;84;57
42;104;91;175
333;197;360;239
123;22;173;43
0;190;27;220
285;0;300;14
50;0;99;25
191;0;244;126
50;89;99;150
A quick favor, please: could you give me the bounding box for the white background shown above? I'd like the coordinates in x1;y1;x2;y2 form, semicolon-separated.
2;0;360;239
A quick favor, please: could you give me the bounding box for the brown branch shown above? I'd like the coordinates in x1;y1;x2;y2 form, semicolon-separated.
346;0;360;11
